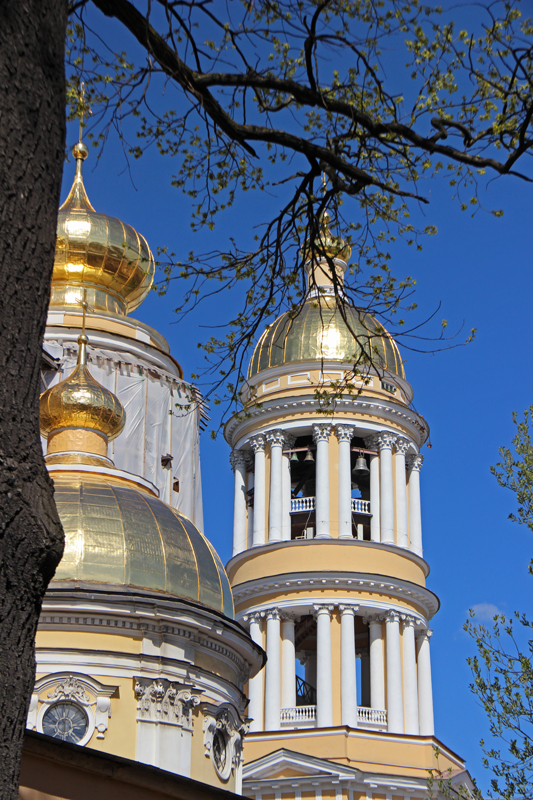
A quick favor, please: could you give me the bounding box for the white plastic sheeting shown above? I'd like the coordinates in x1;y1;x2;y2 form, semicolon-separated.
41;341;204;532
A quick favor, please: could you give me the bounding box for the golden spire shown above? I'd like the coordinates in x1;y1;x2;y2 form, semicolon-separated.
40;301;126;464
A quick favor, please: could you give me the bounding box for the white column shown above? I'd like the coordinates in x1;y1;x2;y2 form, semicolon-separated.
407;454;424;557
336;425;355;539
368;616;385;710
395;437;410;548
385;611;404;733
314;604;334;727
402;616;419;735
282;434;295;541
246;471;254;547
247;613;264;732
267;429;285;542
231;450;249;556
313;424;332;538
264;609;281;730
416;629;435;735
340;605;358;727
369;451;380;543
377;432;396;545
250;435;266;547
281;615;296;709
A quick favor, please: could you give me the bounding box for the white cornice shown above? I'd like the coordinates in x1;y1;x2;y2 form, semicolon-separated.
232;569;438;620
225;393;428;449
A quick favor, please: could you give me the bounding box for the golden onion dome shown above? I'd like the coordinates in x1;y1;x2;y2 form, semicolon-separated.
301;211;351;264
51;475;234;618
52;141;154;316
248;296;405;380
40;334;125;440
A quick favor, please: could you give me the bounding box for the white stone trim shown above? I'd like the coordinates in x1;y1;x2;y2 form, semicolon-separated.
202;702;249;782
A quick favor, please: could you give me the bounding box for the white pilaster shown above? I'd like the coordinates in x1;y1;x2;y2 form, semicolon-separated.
368;616;385;710
336;425;355;539
385;611;404;733
267;429;285;542
369;451;380;543
281;615;296;709
407;454;424;557
402;616;420;734
247;613;264;732
340;605;358;727
416;629;435;735
250;435;266;547
314;604;334;727
282;434;295;541
313;425;332;538
230;450;249;556
395;437;410;549
376;432;396;544
264;609;281;731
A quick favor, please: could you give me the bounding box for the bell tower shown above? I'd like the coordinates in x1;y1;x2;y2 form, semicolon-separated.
224;216;471;798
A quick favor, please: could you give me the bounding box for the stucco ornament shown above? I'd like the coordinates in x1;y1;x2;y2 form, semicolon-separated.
202;703;249;781
134;678;201;730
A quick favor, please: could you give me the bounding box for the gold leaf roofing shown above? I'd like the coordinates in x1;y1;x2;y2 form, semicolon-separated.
52;142;155;315
52;476;234;619
248;297;405;380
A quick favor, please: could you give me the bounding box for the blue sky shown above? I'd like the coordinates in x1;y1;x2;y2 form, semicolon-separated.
62;6;533;789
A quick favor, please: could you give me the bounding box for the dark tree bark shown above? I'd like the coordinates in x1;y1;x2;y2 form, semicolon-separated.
0;1;67;796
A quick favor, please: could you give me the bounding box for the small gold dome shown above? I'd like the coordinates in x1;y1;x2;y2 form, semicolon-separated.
301;211;352;264
51;476;234;618
40;335;125;441
248;297;405;379
52;142;155;316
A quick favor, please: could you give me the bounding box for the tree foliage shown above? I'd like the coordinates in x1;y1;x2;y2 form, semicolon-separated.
465;404;533;800
66;0;533;422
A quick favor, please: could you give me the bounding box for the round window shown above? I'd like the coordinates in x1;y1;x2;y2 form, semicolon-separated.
212;729;228;775
42;702;89;744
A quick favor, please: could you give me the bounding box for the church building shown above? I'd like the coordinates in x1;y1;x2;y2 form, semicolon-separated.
23;138;473;800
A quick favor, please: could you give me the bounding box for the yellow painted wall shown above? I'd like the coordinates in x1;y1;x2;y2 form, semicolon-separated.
36;630;141;654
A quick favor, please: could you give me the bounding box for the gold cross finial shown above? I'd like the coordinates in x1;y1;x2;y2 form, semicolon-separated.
79;82;86;143
77;289;93;337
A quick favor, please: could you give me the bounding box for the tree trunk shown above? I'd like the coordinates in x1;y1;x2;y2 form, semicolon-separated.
0;1;67;796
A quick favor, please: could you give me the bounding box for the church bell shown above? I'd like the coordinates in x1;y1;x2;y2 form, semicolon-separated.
352;453;369;478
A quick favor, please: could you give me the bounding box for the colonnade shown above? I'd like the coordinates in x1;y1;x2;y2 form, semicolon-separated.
230;425;424;557
245;607;434;737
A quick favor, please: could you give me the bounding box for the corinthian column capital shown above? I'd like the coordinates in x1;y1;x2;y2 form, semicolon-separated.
394;436;411;456
249;434;266;453
367;431;397;451
312;423;332;443
335;424;355;443
384;610;401;625
230;449;248;471
406;453;424;472
266;428;285;447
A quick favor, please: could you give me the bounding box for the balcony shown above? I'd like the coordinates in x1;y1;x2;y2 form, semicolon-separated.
290;497;371;515
280;705;387;730
290;497;371;540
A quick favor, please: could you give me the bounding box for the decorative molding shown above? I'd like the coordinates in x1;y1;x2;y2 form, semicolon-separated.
264;608;282;622
335;424;355;443
415;628;433;641
266;429;286;447
313;604;335;617
406;453;424;472
202;703;249;782
28;673;117;745
134;678;201;730
249;434;266;453
312;424;332;444
401;614;418;629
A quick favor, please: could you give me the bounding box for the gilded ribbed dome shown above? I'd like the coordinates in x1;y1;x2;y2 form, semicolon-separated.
52;142;154;316
248;297;405;379
52;476;234;618
40;335;125;441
